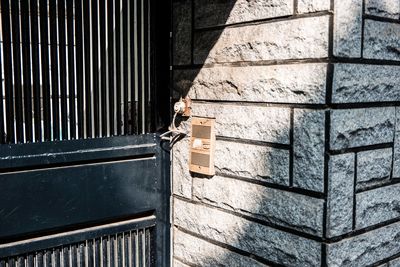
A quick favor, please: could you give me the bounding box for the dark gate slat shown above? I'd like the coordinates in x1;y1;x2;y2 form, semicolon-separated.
123;233;129;267
0;28;4;144
21;0;33;143
50;0;60;140
30;0;42;142
122;0;129;135
99;0;107;137
62;247;69;267
130;0;137;135
83;0;92;138
115;0;122;136
71;245;78;267
108;0;115;136
11;0;24;143
27;254;34;267
144;0;151;133
94;239;101;266
137;0;144;135
75;0;84;139
67;0;76;139
39;0;51;141
92;0;100;137
87;240;94;267
58;0;68;140
54;248;61;267
1;0;14;143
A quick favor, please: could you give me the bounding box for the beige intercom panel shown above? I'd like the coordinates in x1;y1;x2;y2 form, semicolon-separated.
189;117;216;176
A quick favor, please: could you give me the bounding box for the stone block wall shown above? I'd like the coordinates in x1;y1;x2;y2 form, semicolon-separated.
172;0;400;266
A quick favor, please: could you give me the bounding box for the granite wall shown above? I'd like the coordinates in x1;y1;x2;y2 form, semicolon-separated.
171;0;400;266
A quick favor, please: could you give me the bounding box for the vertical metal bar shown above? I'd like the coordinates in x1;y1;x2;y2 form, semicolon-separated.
108;0;115;136
0;29;4;144
136;0;143;134
39;0;51;141
71;245;78;267
92;0;100;137
78;243;85;267
30;0;42;142
1;0;15;143
11;0;24;142
144;0;151;133
122;0;129;135
37;251;44;266
58;0;68;140
54;248;61;267
45;250;52;267
16;256;24;267
67;0;76;139
138;230;143;267
21;0;33;142
101;237;108;267
123;233;129;267
83;0;92;138
50;0;60;140
145;229;151;267
129;0;137;135
99;0;107;137
62;247;69;267
117;234;123;267
94;239;101;267
115;0;122;135
27;254;34;267
87;240;94;267
109;235;115;267
75;0;84;138
8;257;15;267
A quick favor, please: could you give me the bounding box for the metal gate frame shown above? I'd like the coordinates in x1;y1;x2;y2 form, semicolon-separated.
0;0;172;264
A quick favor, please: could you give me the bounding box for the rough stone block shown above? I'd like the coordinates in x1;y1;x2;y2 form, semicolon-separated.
394;108;400;178
194;16;329;64
293;109;325;192
174;229;266;267
327;221;400;266
327;153;355;237
365;0;400;19
356;184;400;229
330;108;395;150
193;176;324;235
332;64;400;103
173;259;190;267
192;103;290;144
364;20;400;61
333;0;363;57
389;257;400;267
297;0;330;13
173;0;192;65
174;198;322;266
215;140;290;185
356;148;393;190
194;0;293;28
173;64;327;104
172;137;192;198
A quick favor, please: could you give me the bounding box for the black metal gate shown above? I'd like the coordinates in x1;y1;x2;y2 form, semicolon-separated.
0;0;171;266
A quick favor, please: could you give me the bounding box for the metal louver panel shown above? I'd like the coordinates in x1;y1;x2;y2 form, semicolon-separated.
0;217;155;267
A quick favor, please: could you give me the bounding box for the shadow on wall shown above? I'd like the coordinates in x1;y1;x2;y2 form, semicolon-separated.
172;0;399;266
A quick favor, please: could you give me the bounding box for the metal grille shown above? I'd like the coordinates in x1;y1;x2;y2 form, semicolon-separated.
0;0;152;144
0;229;152;267
0;218;155;267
